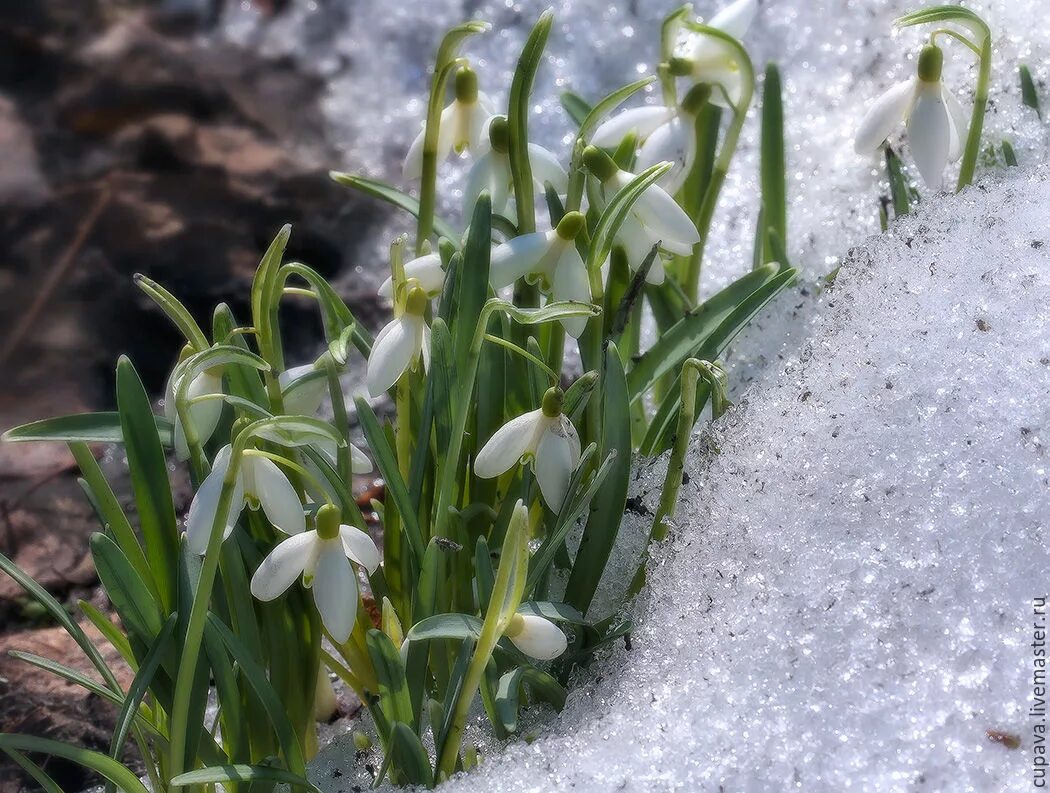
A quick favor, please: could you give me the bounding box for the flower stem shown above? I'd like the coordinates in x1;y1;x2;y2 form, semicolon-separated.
956;34;991;191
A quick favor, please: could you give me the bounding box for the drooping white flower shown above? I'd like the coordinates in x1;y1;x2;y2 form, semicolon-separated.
185;444;306;555
165;364;224;461
854;44;969;190
463;115;568;219
504;612;567;660
403;66;495;180
583;145;700;280
681;0;758;108
591;84;712;197
474;387;581;511
366;285;431;396
488;212;591;338
250;504;380;643
377;253;446;300
279;364;327;416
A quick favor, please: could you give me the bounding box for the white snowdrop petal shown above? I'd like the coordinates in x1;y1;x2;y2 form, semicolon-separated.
708;0;759;38
631;180;701;248
312;541;358;643
509;614;567;660
489;231;552;289
417;318;431;372
185;446;242;554
402;126;427;181
529;144;569;194
188;371;224;446
552;245;592;339
249;456;306;535
636;116;694;194
350;442;373;474
941;84;970;162
474;409;546;479
340;524;381;574
464;152;501;218
534;423;576;511
854;78;916;154
367;317;418;396
280;366;327;417
907;87;951;189
590;106;675;148
250;531;317;601
378;253;446;299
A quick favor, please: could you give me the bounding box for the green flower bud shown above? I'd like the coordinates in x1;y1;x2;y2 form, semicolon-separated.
488;115;510;154
505;612;526;636
667;56;694;77
405;285;429;316
541;386;564;418
455;66;479;103
555;210;587;241
917;43;943;83
582;145;618;182
353;731;373;752
681;83;712;116
316;502;341;540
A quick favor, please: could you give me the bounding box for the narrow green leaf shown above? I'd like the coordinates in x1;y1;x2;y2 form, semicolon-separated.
0;735;150;793
355;397;426;566
366;629;414;731
494;666;566;734
2;413;173;446
281;262;374;355
517;601;586;624
91;533;164;648
405;613;483;644
133;274;209;351
885;144;911;218
587;162;672;273
2;748;64;793
330;172;459;244
559;91;592;128
563;346;631;616
453;193;493;373
116;356;178;613
507;11;553;234
1020;64;1042;119
171;764;321;791
388;722;434;788
576;77;656;143
1002;139;1018;167
759;63;786;264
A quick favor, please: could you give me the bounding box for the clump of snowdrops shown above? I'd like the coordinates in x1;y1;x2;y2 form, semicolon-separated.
0;1;1004;790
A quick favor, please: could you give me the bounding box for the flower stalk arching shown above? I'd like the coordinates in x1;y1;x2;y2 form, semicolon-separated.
659;3;693;106
678;22;755;302
896;5;992;191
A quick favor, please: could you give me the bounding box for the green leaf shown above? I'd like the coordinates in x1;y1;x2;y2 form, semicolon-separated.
489;298;600;328
212;303;270;409
452;193;493;374
494;666;566;734
205;615;308;780
885;144;911;219
171;764;321;791
559;91;592;128
91;533;164;648
250;224;291;346
759;62;786;264
2;748;64;793
79;601;138;671
405;613;483;644
355;397;426;566
133;273;209;351
2;412;173;446
1020;64;1042;119
388;722;434;788
575;77;656;143
0;735;150;793
281;262;374;355
563;346;631;616
366;629;414;732
69;442;156;601
108;615;175;782
330;172;459;244
626;263;781;401
517;601;586;624
507;11;553;234
116;356;179;613
244;415;345;448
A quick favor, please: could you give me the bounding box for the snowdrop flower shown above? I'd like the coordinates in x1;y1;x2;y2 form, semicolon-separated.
474;386;581;511
279;364;327;416
488;212;591;338
590;84;711;197
678;0;758;108
185;444;305;555
463;116;568;218
366;285;431;396
165;364;223;461
854;44;968;189
583;145;700;278
504;612;567;660
250;503;380;643
403;66;495;180
377;253;446;300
